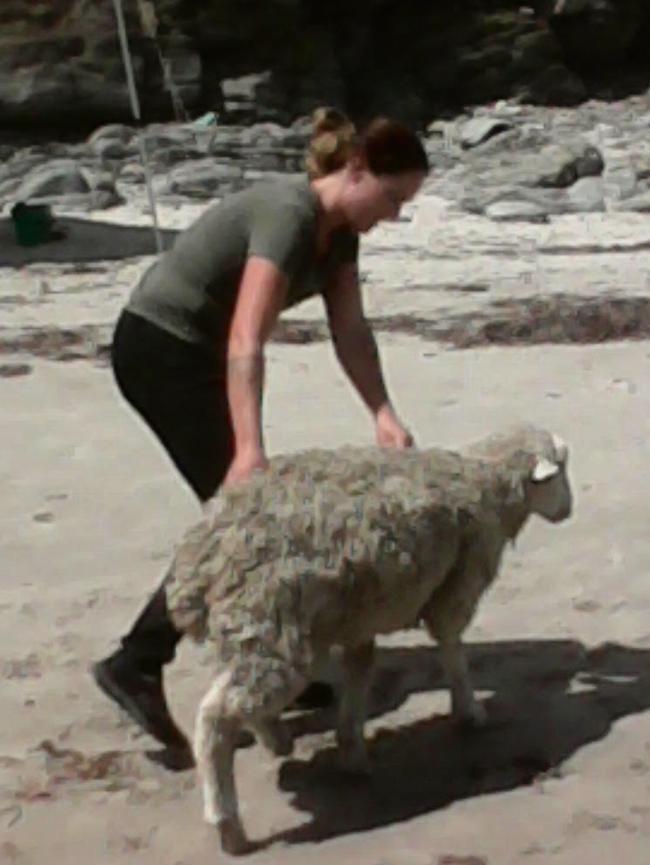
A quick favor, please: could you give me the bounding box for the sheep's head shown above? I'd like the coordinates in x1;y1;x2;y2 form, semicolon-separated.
525;430;572;523
465;424;573;524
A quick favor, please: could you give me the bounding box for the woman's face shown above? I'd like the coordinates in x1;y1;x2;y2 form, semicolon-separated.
343;168;425;233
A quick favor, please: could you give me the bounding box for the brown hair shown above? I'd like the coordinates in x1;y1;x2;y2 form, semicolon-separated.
305;107;429;179
305;107;358;179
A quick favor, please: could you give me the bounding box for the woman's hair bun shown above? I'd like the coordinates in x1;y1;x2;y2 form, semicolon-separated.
305;106;358;179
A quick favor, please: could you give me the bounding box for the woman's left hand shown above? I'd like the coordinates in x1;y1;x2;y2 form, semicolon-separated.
375;404;414;450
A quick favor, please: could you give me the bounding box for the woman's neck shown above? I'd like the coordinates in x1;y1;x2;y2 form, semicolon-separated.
310;170;349;236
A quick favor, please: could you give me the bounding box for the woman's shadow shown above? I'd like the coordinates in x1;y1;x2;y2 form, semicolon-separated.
263;638;650;847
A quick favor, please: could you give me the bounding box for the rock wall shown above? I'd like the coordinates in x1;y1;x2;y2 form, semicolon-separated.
1;0;649;132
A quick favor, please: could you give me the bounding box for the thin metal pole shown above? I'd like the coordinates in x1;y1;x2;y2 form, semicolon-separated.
112;0;164;253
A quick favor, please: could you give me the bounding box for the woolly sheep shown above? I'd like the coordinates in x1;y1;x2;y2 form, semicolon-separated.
164;423;572;854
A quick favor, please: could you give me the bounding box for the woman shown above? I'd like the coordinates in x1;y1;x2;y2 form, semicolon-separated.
92;107;430;755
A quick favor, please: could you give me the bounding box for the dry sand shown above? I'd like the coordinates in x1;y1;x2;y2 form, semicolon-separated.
2;190;650;864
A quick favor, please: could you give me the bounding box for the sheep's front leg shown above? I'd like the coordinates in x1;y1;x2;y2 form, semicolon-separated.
436;636;487;728
421;609;485;726
336;641;375;775
421;547;490;729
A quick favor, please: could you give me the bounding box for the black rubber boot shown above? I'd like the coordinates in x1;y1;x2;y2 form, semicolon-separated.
92;649;190;752
93;583;257;755
92;584;189;752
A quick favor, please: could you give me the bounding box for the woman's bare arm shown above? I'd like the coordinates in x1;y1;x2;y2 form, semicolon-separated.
324;263;413;448
224;256;288;483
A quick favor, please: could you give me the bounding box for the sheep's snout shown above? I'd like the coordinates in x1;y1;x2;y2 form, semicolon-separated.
529;463;573;523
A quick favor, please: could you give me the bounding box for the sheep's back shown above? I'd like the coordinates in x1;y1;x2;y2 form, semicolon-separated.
165;445;486;646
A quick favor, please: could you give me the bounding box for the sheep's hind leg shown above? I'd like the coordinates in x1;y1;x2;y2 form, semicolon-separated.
195;654;307;853
244;657;307;757
194;671;250;855
337;641;375;775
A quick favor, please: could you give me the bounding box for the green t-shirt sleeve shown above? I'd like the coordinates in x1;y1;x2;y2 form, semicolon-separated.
247;200;312;279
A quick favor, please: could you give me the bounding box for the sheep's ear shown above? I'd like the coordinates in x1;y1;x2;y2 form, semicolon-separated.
532;458;559;482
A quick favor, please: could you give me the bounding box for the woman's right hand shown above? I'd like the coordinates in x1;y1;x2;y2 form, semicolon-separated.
222;448;269;488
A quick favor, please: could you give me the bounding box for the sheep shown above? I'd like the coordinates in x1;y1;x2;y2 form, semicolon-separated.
164;423;572;854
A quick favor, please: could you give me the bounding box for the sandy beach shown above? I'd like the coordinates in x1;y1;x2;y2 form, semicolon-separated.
2;190;650;865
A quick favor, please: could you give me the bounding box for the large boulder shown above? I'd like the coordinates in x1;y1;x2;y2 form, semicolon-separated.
0;154;123;210
1;0;650;131
550;0;647;67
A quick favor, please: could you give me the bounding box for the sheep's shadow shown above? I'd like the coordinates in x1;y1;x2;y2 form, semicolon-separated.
265;639;650;847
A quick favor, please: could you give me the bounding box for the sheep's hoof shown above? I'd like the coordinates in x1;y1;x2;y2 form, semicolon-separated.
203;804;220;827
218;817;253;856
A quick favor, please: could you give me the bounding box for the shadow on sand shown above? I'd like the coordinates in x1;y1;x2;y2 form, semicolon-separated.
254;638;650;847
0;216;179;267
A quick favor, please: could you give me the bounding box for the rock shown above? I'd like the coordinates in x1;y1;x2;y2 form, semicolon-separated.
567;176;605;211
0;144;15;162
137;125;202;152
462;137;603;192
524;63;588;106
511;28;563;73
458;44;513;80
87;124;137;160
164;158;245;197
603;158;639;202
366;76;431;126
0;65;77;116
1;0;649;131
118;163;146;183
16;160;90;198
573;143;604;178
239;124;307;149
611;190;650;212
452;125;609;216
221;71;289;124
207;123;306;172
551;0;647;67
6;158;122;210
460;67;511;107
536;142;598;187
484;199;551;221
91;139;131;160
162;46;201;87
460;117;513;149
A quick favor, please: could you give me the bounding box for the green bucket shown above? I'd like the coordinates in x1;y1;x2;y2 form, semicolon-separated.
11;203;54;247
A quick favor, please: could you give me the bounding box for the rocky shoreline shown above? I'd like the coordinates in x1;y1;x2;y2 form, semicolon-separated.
3;86;650;375
4;89;650;219
2;1;650;130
